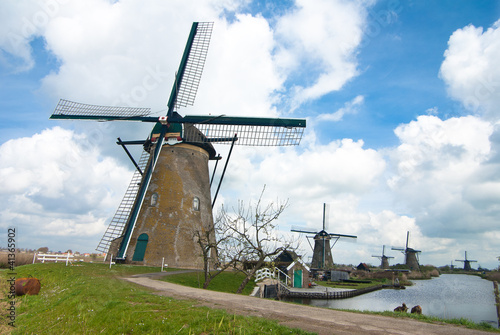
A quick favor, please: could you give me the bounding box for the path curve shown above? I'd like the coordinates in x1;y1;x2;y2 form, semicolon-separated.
124;275;492;335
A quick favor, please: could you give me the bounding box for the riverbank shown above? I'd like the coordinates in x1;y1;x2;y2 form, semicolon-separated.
153;270;500;332
294;273;499;329
126;275;497;334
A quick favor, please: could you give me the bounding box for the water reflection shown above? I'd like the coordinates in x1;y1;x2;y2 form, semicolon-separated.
284;274;498;327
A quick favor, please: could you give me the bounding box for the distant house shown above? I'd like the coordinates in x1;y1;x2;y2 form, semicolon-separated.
274;250;299;273
357;263;370;271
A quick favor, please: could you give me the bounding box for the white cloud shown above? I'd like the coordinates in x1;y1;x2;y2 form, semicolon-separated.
210;136;388;267
0;127;132;250
387;115;497;238
0;0;49;72
440;19;500;120
193;14;283;118
274;0;370;107
317;95;364;122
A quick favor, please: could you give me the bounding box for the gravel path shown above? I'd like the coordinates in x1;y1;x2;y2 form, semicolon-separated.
124;274;493;335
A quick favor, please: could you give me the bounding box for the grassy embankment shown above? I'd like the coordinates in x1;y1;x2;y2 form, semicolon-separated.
159;270;256;295
342;308;499;332
0;263;313;334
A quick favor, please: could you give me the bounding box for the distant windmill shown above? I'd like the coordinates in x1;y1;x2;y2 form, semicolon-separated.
372;245;394;269
50;22;306;268
392;231;421;271
455;251;477;271
291;203;356;269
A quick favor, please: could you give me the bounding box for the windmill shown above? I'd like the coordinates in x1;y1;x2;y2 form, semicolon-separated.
392;231;421;271
291;203;356;269
455;251;477;271
372;245;394;269
50;22;306;268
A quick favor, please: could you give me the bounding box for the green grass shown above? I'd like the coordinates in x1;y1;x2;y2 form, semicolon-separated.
339;308;500;332
160;270;256;295
0;263;313;334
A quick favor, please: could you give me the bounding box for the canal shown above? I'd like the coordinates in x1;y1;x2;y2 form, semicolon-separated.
286;274;498;327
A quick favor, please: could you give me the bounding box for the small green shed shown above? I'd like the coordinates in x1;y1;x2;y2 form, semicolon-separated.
287;258;311;288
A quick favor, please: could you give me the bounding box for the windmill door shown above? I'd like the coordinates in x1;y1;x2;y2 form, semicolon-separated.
293;269;303;288
132;233;149;261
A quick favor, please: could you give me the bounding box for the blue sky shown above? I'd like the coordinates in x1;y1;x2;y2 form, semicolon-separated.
1;0;500;269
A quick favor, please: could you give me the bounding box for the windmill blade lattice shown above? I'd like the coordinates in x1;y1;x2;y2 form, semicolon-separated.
96;150;150;254
172;22;213;111
51;99;152;120
184;122;305;146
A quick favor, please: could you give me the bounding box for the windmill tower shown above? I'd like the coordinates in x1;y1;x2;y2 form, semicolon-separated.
372;245;394;269
455;251;477;271
50;22;306;268
392;231;421;271
291;204;356;269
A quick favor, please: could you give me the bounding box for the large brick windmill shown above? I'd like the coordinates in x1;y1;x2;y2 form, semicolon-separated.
50;22;306;268
292;203;356;269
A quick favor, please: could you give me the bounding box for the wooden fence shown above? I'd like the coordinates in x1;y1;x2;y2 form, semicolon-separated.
33;253;74;266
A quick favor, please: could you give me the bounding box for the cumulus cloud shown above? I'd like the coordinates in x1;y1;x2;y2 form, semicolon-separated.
274;0;370;108
0;0;48;72
0;127;132;250
210;136;390;266
193;14;283;118
387;115;496;238
440;19;500;120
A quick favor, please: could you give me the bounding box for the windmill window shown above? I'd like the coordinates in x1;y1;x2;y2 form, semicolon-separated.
151;193;159;206
193;197;200;211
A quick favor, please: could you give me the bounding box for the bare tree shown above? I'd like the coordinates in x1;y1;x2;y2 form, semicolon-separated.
219;186;298;294
193;213;243;289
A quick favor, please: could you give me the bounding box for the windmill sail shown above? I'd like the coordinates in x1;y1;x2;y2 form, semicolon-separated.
96;150;150;254
117;126;169;259
50;99;152;121
169;22;213;112
183;119;305;146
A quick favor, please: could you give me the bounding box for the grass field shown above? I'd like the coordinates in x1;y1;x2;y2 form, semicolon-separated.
159;270;256;295
0;263;313;334
2;263;497;334
343;309;499;332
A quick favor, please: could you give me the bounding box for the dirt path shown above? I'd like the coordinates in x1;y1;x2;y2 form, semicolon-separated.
124;275;492;335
